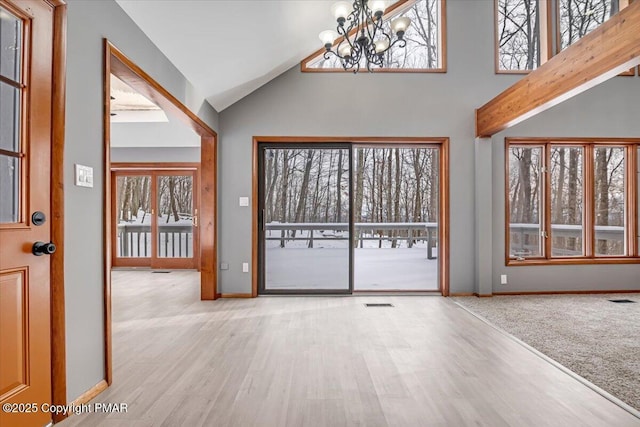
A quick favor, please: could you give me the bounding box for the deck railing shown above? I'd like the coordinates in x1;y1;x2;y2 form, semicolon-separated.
116;224;193;258
509;223;625;256
265;222;439;259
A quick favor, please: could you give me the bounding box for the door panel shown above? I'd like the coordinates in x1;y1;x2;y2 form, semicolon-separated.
260;146;351;293
0;1;54;426
114;174;152;264
0;269;27;400
112;169;198;269
353;147;440;291
155;174;195;264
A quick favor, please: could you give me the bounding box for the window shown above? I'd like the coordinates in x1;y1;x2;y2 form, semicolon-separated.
495;0;550;72
0;6;24;224
506;139;639;264
558;0;625;50
301;0;446;72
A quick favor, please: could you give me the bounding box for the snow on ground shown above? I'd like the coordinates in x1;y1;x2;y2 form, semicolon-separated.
266;247;438;291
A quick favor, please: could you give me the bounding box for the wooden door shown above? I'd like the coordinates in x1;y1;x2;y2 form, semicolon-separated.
112;168;199;269
0;1;54;426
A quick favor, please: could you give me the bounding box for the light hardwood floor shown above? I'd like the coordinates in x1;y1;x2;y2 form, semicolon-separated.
60;271;640;426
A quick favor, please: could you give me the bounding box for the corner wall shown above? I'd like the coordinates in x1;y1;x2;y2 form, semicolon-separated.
64;0;217;401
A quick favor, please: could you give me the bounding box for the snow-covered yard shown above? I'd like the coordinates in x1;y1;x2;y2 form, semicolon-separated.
265;247;438;291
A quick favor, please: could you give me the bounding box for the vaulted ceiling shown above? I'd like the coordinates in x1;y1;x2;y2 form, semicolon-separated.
116;0;337;112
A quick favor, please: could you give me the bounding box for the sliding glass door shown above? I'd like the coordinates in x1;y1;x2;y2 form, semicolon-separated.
112;168;198;269
353;147;439;291
258;143;442;294
259;145;352;293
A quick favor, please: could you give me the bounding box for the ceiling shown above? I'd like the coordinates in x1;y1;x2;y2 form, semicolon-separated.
110;74;169;123
115;0;337;112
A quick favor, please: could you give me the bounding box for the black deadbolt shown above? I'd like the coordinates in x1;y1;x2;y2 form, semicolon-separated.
33;241;56;256
32;211;46;226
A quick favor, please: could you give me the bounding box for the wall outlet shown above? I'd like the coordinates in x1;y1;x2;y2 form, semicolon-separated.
500;274;507;285
220;263;229;270
239;197;249;207
242;262;249;273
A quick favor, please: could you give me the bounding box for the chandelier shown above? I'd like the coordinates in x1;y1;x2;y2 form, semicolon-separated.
319;0;411;73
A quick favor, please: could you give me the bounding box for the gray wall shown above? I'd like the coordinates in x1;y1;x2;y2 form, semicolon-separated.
111;147;200;163
111;116;200;148
218;0;640;295
65;0;217;401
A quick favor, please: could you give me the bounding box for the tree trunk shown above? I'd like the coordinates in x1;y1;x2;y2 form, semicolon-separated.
595;148;609;254
336;149;343;222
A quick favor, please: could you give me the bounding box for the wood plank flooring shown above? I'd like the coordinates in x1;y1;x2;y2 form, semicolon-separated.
60;271;640;426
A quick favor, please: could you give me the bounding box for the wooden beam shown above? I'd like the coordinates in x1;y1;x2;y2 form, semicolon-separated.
476;1;640;138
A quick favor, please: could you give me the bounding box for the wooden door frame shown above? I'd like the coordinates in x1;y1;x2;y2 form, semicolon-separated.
0;0;68;423
251;136;450;297
49;0;68;423
104;40;218;387
110;163;201;269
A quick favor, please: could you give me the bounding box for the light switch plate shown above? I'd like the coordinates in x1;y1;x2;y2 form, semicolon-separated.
75;164;94;188
239;197;249;207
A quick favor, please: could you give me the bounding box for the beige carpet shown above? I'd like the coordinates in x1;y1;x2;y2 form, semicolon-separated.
453;293;640;411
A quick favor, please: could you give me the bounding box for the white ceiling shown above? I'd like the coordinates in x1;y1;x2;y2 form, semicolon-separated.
116;0;337;112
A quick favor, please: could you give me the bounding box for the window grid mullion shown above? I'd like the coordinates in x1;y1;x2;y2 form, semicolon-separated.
543;142;552;259
584;144;595;258
626;145;637;257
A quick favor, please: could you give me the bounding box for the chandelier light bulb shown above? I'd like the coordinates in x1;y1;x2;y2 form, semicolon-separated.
319;30;338;49
338;43;352;58
371;0;389;17
374;38;390;54
390;16;411;36
331;1;352;24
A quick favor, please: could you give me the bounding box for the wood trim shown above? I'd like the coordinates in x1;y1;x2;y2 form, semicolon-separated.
251;139;259;298
584;143;595;258
253;136;449;144
251;136;450;297
70;380;108;406
0;73;24;88
200;136;217;299
504;141;512;266
103;39;113;386
626;146;637;256
450;292;475;297
104;39;218;392
543;143;551;258
300;0;447;73
507;257;640;266
50;1;67;423
440;138;450;296
107;44;216;138
494;289;640;295
220;293;253;298
111;162;199;171
494;0;552;74
477;1;640;137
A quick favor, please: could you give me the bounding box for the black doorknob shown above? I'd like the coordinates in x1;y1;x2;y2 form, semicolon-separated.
32;241;56;256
